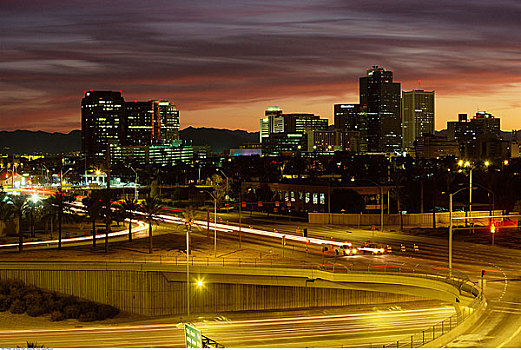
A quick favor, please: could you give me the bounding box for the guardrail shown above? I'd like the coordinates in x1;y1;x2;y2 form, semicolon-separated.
381;282;483;348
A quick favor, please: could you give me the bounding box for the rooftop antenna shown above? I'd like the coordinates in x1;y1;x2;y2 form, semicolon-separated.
418;80;421;89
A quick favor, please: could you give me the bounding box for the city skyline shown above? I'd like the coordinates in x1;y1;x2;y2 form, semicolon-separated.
1;0;521;133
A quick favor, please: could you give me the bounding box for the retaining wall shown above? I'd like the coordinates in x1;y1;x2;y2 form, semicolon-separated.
0;262;436;316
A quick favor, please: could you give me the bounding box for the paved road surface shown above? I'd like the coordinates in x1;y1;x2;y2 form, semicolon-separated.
0;301;453;348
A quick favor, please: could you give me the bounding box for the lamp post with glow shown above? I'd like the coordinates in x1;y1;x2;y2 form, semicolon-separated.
458;160;490;223
130;166;139;201
449;186;473;277
200;190;217;257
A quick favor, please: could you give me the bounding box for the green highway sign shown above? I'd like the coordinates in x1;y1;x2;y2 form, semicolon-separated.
185;323;203;348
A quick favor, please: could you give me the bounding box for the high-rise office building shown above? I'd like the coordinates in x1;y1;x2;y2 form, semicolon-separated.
125;100;155;146
81;90;125;158
82;91;181;162
359;66;401;153
334;104;361;131
154;100;180;144
284;113;328;134
401;90;435;150
260;107;329;156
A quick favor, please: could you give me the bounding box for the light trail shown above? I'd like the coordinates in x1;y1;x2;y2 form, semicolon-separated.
0;303;455;348
0;218;148;249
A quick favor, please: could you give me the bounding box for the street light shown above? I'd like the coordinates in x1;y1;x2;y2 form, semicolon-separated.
130;166;139;201
459;160;490;221
216;169;229;210
60;168;73;193
200;190;218;257
351;177;384;232
449;186;473;277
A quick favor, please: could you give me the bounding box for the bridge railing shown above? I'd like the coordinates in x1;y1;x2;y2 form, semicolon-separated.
380;282;484;348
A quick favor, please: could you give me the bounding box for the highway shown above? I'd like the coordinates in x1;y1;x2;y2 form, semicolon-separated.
2;204;520;347
0;301;454;348
215;216;521;348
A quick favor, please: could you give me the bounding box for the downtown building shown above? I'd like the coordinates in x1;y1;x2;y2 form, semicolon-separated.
359;66;402;154
401;90;435;151
447;111;505;160
82;90;204;166
260;107;329;155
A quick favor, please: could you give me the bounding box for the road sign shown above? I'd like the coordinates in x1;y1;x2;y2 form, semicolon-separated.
185;323;203;348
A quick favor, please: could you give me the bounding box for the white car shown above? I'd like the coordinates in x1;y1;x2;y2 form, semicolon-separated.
359;243;385;255
334;244;358;256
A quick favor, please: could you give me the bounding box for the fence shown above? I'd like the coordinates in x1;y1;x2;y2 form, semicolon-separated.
381;296;485;348
309;210;503;227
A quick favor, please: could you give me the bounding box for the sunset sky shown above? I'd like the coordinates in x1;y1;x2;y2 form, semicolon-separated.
1;0;520;133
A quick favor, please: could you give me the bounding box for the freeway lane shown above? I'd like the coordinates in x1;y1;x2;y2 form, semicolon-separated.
0;301;454;348
182;214;521;347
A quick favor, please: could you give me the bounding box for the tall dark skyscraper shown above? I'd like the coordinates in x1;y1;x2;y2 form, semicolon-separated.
81;90;125;158
125;100;155;146
359;66;401;153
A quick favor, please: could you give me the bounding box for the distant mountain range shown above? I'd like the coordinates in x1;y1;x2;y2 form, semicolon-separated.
0;128;517;155
0;127;259;155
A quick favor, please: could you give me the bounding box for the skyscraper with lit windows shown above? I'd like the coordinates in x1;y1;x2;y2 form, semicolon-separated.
401;90;435;150
81;90;125;158
359;66;401;153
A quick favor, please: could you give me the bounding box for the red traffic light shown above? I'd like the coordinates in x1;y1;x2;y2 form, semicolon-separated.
482;269;486;276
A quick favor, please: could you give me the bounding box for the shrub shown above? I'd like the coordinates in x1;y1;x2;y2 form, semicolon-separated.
24;293;43;309
96;304;120;320
8;280;28;298
79;301;98;314
50;310;65;322
0;295;12;312
54;296;76;312
9;299;26;314
64;305;80;319
79;311;97;322
26;304;46;317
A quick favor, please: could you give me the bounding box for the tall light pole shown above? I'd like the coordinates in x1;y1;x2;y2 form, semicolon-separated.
186;225;190;322
449;186;472;277
201;190;217;257
130;166;139;201
217;169;229;212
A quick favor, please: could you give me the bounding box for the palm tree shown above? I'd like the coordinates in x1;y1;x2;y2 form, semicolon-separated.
7;194;29;253
119;197;138;242
82;191;101;248
140;195;162;254
99;189;115;253
47;192;73;249
0;194;14;236
27;198;41;238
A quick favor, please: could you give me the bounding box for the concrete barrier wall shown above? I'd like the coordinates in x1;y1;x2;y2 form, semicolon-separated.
0;262;430;316
310;211;503;226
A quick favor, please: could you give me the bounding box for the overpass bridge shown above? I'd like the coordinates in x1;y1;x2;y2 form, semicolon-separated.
0;260;485;347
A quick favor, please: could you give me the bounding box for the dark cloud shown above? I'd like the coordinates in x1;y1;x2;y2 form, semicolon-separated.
1;0;520;132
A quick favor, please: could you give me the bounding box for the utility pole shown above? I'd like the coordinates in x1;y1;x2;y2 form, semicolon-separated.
105;144;111;253
239;179;242;248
